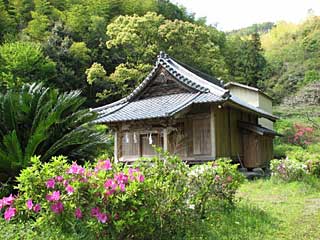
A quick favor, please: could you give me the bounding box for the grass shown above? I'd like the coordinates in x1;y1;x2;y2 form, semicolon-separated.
197;179;320;240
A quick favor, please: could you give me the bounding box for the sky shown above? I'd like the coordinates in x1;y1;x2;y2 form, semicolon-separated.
172;0;320;31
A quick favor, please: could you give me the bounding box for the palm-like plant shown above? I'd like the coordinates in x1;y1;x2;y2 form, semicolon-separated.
0;83;108;179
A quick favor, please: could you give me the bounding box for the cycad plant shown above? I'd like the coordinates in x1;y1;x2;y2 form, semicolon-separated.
0;83;108;180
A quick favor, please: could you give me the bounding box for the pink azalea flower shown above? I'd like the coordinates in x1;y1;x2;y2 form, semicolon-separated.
4;207;16;221
46;178;56;189
129;168;142;181
46;191;60;202
114;172;128;184
104;179;117;190
119;183;125;192
91;207;100;217
67;162;85;175
55;176;64;182
97;212;108;223
138;174;145;182
104;179;113;188
95;159;112;172
26;199;33;210
75;208;82;219
0;200;3;210
66;185;74;195
105;189;115;196
33;204;41;213
128;168;135;175
1;194;15;206
129;175;136;181
63;180;69;187
51;201;64;214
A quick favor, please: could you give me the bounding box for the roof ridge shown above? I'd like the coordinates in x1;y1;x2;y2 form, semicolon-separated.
92;51;230;113
162;57;229;97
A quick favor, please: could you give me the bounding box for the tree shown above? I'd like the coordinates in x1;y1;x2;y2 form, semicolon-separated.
0;83;108;179
106;12;166;64
158;19;228;78
7;0;33;30
0;41;56;90
42;22;88;91
0;0;15;43
85;62;107;101
224;33;266;87
23;11;51;41
85;62;107;85
106;12;229;97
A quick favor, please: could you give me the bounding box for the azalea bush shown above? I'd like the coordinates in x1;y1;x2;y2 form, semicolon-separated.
187;159;245;217
286;148;320;178
0;152;245;239
1;156;146;239
270;158;307;181
133;153;245;237
271;142;320;181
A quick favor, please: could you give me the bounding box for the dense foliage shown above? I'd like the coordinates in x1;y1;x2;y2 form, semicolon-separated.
0;153;244;239
0;83;107;180
0;0;270;107
0;0;319;106
260;16;320;103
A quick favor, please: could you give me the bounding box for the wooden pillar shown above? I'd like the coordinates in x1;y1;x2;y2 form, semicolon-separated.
210;106;216;159
163;128;168;152
114;131;118;163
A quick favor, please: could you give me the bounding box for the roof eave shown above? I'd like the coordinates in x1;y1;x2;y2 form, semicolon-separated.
227;98;279;121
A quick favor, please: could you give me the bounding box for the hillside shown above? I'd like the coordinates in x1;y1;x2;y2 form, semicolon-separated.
0;0;319;111
231;17;320;108
261;16;320;105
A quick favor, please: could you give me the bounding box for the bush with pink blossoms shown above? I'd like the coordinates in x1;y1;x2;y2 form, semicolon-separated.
4;156;146;238
0;152;245;239
187;158;245;217
270;158;307;181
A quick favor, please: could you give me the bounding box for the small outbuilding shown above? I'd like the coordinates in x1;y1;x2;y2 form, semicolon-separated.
224;82;274;130
94;52;278;169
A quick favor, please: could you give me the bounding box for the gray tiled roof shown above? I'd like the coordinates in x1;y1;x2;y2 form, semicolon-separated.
94;93;223;123
93;52;278;123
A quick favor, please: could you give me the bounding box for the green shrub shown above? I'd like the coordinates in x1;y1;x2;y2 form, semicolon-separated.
4;156;146;239
270;158;307;181
187;159;245;216
0;152;245;239
285;148;320;178
0;83;108;181
273;143;303;158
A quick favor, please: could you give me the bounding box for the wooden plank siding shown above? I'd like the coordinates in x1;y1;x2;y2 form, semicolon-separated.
214;106;231;157
113;104;269;165
214;105;258;159
192;117;211;155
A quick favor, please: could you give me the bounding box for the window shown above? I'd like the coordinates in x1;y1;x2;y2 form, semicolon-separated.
121;132;163;158
140;133;163;157
192;117;211;155
122;133;139;157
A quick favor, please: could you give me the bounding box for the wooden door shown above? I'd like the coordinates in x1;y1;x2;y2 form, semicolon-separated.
243;133;259;168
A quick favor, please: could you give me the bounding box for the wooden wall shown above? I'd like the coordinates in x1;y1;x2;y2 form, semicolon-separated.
214;105;258;160
112;104;273;167
138;67;196;100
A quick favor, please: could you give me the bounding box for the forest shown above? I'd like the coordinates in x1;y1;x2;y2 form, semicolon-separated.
0;0;320;239
1;0;318;107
